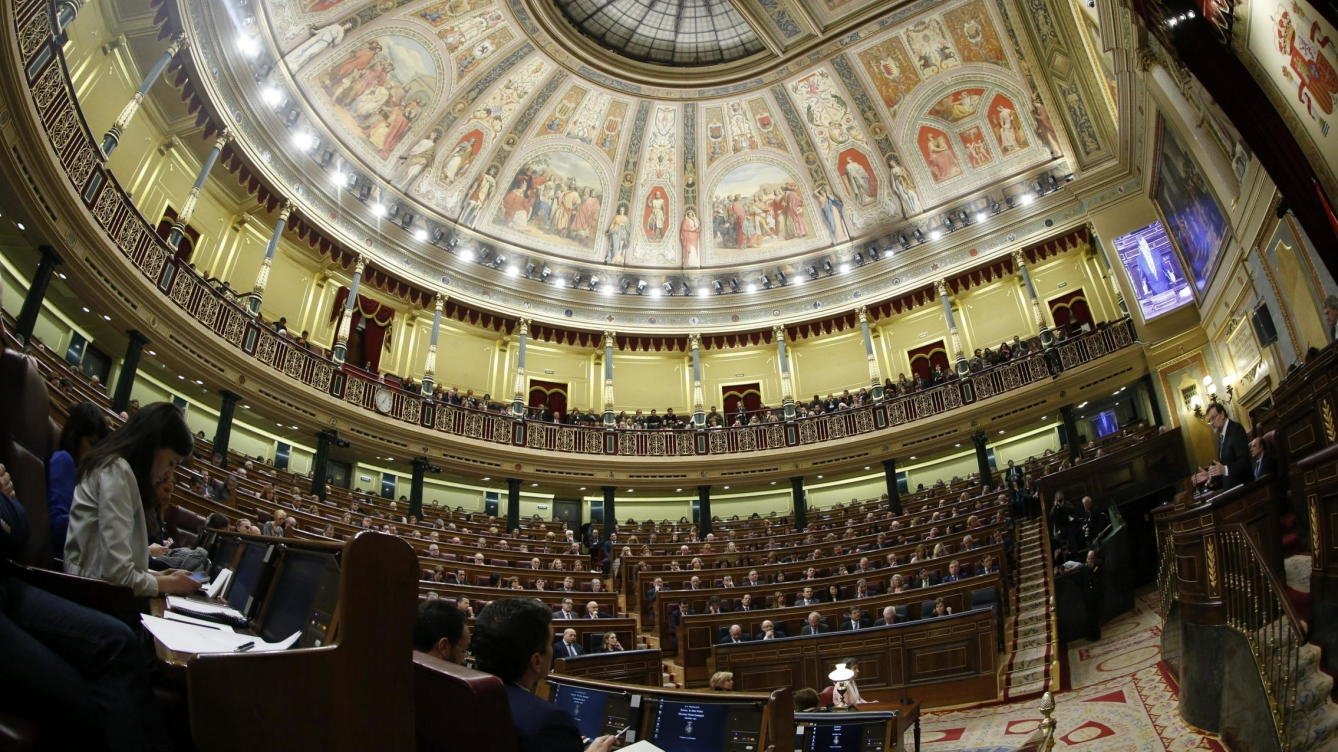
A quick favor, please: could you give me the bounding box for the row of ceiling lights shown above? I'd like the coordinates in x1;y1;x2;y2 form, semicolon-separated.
229;21;1076;305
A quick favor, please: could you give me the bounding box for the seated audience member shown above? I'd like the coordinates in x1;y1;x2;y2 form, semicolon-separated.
413;600;471;664
755;619;786;641
0;460;172;751
841;606;871;631
717;624;748;644
470;599;617;752
46;402;109;555
584;600;606;619
794;688;821;712
931;597;952;617
597;631;624;653
705;595;724;615
874;605;898;627
1249;436;1277;479
63;404;201;597
554;597;578;620
736;593;755;611
941;559;963;583
553;627;583;659
709;671;735;691
800;611;826;635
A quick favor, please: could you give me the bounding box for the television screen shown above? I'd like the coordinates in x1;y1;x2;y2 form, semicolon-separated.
225;541;273;618
648;700;762;752
1110;220;1194;321
549;683;635;741
258;549;340;646
1092;409;1120;439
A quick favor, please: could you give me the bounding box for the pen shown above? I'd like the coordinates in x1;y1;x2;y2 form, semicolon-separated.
235;641;256;652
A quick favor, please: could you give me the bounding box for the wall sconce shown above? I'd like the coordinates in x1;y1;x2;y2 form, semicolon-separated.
828;663;855;710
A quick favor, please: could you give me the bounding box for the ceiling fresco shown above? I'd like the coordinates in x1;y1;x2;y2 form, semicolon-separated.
252;0;1066;272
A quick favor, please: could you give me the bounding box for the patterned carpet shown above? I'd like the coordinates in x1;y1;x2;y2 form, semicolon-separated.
919;594;1228;751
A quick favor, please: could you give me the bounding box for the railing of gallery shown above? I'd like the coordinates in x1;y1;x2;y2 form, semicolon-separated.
10;3;1137;458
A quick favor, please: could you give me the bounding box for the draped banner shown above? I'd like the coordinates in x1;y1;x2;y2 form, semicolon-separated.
331;286;395;372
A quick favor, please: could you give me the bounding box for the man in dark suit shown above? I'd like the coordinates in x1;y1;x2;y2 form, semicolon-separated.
873;605;898;627
736;593;755;612
1003;459;1024;488
472;599;617;752
940;559;963;583
554;597;578;620
795;586;820;607
755;619;787;640
645;576;667;605
717;624;748;645
800;611;826;635
840;607;870;631
1076;497;1110;548
914;568;936;589
554;627;583;659
1192;403;1252;490
1249;437;1277;480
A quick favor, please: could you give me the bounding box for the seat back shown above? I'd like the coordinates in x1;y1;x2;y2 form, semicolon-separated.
970;587;998;613
0;351;54;566
163;504;208;548
413;653;518;752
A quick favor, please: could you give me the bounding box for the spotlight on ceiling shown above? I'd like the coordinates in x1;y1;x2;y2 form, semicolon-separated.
492;254;507;269
746;281;758;293
852;251;864;266
523;262;536;279
930;229;943;241
620;278;633;294
540;265;551;281
662;281;676;296
823;260;834;276
867;246;880;261
913;229;925;244
649;283;663;298
729;278;741;293
636;279;647;295
761;274;772;289
807;264;819;279
713;279;725;295
775;269;787;286
957;210;970;225
413;227;429;242
792;272;806;286
1019;192;1035;206
989;200;1002;215
458;246;475;262
974;210;989;224
899;234;912;249
697;283;710;298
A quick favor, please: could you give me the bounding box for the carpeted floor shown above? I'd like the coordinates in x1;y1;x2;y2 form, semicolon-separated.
919;593;1228;751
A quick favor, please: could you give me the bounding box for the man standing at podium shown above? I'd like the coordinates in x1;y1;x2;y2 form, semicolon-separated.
1193;403;1251;490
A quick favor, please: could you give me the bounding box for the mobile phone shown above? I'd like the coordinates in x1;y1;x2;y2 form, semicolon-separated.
189;571;210;583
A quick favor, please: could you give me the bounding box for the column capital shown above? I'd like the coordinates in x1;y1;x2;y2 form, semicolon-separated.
276;201;295;223
688;332;702;350
352;255;367;276
856;305;869;323
603;330;616;348
772;324;787;341
1012;250;1027;269
516;318;530;336
433;292;445;311
935;279;950;298
168;32;189;54
213;129;232;151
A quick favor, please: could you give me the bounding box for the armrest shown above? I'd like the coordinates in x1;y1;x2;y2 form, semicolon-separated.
6;561;139;620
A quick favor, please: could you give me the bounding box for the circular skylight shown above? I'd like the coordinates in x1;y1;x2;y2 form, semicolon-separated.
554;0;766;66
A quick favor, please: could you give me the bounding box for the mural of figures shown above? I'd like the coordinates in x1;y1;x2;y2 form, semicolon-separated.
710;163;810;249
814;185;850;243
437;10;506;53
1031;97;1062;156
905;18;961;77
606;203;630;264
319;35;440;160
857;36;922;113
945;0;1007;66
460;165;497;226
958;126;994;168
395;127;442;188
416;0;495;26
680;208;701;267
727;101;760;152
918;126;963;182
928;88;985;123
837;149;878;204
1153;123;1229;292
455;27;514;78
644;187;670;240
887;154;921;216
988;95;1028;155
439;130;484;183
285;21;352;73
644;106;678;182
494;151;606;251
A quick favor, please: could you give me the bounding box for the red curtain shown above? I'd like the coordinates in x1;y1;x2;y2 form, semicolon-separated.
1047;289;1094;334
331;287;395;372
722;383;762;418
906;341;948;380
528;380;568;418
156;209;199;263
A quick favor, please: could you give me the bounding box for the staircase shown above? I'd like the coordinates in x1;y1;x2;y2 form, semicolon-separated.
1258;617;1338;751
1002;519;1056;700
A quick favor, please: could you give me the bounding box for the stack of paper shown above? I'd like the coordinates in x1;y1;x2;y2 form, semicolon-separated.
141;614;300;654
164;596;245;622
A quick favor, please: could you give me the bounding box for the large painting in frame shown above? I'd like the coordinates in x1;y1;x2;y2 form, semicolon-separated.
1152;117;1230;294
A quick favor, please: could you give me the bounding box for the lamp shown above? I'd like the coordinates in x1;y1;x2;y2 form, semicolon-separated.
827;664;855;710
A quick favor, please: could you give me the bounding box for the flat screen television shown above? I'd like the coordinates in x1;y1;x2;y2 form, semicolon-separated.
647;698;763;752
1110;220;1194;321
549;682;636;741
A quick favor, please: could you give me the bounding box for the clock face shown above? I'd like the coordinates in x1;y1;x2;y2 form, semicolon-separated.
375;388;394;413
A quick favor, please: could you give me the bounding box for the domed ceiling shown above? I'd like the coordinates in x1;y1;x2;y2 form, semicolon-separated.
182;0;1117;329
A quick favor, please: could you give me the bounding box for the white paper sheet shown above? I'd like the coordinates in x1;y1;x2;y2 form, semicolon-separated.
142;614;300;654
165;596;245;621
162;611;236;632
204;568;232;599
617;741;666;752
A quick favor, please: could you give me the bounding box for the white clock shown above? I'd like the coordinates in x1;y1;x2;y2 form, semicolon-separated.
374;387;394;414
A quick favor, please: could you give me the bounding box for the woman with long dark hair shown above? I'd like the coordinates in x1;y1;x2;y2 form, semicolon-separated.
47;401;109;555
64;403;199;596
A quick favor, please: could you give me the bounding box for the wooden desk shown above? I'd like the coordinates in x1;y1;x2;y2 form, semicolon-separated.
860;695;922;752
553;647;664;686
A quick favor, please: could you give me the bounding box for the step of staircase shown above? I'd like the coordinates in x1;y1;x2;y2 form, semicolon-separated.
1002;520;1055;701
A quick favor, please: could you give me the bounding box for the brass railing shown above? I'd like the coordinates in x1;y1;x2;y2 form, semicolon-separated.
1157;532;1178;620
1220;525;1305;751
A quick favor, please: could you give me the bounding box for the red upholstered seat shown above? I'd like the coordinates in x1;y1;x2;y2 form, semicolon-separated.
413;653;519;752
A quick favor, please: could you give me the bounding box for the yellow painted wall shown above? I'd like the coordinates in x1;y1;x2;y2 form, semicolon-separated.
876;305;951;377
958;282;1030;351
791;330;868;398
525;344;597;409
701;348;780;410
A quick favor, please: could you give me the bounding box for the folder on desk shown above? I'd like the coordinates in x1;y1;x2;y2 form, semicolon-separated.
142;614;300;654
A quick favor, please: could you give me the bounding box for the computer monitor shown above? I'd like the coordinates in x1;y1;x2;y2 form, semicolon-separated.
647;698;763;752
257;548;341;646
208;535;240;581
225;540;274;619
796;712;897;752
1092;409;1120;439
548;682;636;740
